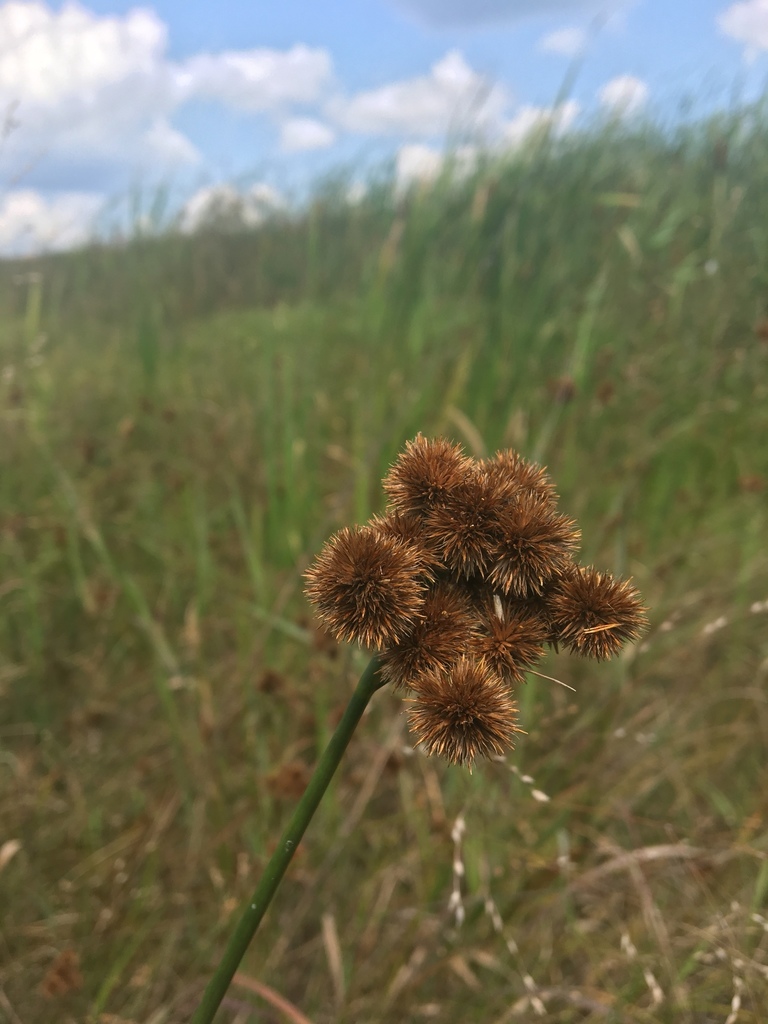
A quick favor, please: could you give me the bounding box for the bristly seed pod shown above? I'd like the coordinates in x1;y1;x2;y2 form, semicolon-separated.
423;471;515;578
407;657;520;768
547;565;647;659
482;449;558;502
304;525;428;650
305;435;647;769
383;434;473;518
489;491;580;597
472;597;548;683
379;583;477;689
368;510;441;572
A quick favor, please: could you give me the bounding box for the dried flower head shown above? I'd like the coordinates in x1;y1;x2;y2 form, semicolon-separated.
383;434;473;518
489;491;580;597
424;471;514;578
407;657;520;767
379;583;477;689
305;435;647;769
547;565;647;659
482;449;558;502
304;525;428;649
472;596;548;683
368;510;440;572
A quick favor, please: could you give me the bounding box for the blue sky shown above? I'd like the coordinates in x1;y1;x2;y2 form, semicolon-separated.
1;0;767;254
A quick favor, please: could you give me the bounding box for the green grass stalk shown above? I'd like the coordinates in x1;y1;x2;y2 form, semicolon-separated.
191;654;386;1024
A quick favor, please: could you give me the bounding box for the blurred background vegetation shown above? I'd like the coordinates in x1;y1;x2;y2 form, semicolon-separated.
1;105;768;1023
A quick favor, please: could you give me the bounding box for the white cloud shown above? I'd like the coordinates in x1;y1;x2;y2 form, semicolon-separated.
330;50;507;137
501;99;580;146
179;182;285;233
141;118;200;165
538;26;588;56
0;2;333;184
393;99;581;192
395;143;479;193
0;2;167;106
0;2;185;168
0;188;101;256
718;0;768;56
395;144;445;188
279;117;336;153
598;74;649;115
177;45;333;112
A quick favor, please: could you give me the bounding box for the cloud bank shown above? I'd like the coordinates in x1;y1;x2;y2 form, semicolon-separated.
328;51;507;137
538;26;589;56
718;0;768;55
598;74;649;115
0;1;653;255
0;188;102;256
0;1;333;185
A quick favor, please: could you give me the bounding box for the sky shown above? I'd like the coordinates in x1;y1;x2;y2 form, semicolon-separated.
1;0;767;255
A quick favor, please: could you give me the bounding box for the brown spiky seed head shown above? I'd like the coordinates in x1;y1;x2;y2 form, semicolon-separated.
547;565;647;659
379;583;477;689
407;657;520;767
482;449;558;502
489;491;580;597
304;525;428;649
472;596;548;683
383;434;474;518
368;510;440;572
423;470;516;578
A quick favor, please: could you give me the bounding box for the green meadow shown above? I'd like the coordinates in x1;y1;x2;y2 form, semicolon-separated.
1;108;768;1023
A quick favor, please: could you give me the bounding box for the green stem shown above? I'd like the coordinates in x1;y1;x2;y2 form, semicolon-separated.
191;655;386;1024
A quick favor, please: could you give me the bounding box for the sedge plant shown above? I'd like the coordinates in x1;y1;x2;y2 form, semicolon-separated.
191;434;646;1023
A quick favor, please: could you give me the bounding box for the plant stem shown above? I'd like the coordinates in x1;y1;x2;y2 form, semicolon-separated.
191;655;386;1024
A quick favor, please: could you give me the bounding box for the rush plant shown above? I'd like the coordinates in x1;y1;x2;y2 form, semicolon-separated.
192;435;646;1023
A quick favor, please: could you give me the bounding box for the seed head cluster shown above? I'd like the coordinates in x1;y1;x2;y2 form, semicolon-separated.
305;435;647;768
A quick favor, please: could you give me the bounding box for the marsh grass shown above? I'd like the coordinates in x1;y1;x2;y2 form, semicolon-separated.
1;106;768;1022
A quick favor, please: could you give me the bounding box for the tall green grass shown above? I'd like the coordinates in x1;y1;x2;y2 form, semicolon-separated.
1;106;767;1022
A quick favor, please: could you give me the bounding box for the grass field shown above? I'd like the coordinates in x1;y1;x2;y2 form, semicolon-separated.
1;107;768;1023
